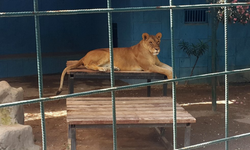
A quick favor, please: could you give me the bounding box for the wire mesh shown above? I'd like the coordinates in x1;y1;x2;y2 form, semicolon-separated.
0;2;250;150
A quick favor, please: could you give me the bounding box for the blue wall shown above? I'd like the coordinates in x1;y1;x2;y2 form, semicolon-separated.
1;0;250;83
126;0;211;83
0;1;108;77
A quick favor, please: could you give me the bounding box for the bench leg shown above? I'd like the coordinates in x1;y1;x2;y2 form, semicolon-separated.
163;84;167;96
184;123;191;147
68;125;76;150
155;127;172;149
68;74;74;94
147;77;167;97
147;79;151;97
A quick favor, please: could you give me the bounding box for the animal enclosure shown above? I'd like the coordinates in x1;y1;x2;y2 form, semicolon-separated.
1;0;250;150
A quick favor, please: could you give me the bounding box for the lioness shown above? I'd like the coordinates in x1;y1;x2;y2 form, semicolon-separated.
56;32;173;95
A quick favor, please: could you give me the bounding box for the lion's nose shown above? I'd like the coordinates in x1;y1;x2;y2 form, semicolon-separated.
155;48;160;52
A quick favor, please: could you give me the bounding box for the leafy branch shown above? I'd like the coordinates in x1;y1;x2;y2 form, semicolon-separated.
207;0;250;24
179;40;209;83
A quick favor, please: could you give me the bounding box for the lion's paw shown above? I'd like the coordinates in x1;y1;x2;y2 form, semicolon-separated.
114;66;120;71
98;67;109;72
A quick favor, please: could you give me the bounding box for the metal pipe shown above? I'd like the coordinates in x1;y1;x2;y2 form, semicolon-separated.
107;0;117;149
224;1;229;149
169;0;177;149
0;3;250;18
33;0;46;149
178;132;250;150
1;68;250;109
211;0;218;112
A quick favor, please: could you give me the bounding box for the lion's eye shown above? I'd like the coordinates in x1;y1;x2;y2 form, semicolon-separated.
149;41;153;44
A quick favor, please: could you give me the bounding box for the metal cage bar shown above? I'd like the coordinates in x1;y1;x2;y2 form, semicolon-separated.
169;0;177;149
0;2;250;150
1;68;250;108
33;0;46;149
106;0;117;149
224;1;229;149
0;3;250;18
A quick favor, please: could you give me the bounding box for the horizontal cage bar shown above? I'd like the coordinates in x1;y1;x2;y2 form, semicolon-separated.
1;67;250;109
0;3;249;18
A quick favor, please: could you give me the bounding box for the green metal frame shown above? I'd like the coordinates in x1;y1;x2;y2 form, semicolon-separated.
1;1;250;150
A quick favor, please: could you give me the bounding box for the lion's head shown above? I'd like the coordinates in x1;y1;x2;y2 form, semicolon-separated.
141;32;162;56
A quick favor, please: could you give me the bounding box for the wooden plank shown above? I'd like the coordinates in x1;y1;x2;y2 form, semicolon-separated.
66;98;184;110
66;97;196;125
67;111;192;117
66;61;161;74
67;116;195;121
67;107;188;114
66;104;175;108
67;117;196;125
67;118;195;123
67;97;173;103
67;107;184;111
67;99;171;103
67;114;195;120
67;117;196;123
67;101;172;105
67;114;194;120
67;100;172;105
67;97;170;101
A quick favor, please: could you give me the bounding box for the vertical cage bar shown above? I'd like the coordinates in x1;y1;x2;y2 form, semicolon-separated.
224;2;229;149
211;0;217;111
170;0;177;149
107;0;117;150
33;0;46;149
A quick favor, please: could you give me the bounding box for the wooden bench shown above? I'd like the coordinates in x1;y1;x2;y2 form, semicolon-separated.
67;97;196;149
66;60;168;96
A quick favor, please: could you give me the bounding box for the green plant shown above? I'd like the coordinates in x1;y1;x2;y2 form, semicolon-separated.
179;40;209;78
207;0;250;24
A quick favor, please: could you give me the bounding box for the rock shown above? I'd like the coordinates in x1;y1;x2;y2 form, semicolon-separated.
0;81;24;125
0;124;40;150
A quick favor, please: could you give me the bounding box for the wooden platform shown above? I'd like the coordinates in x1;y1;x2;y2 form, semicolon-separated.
67;60;155;74
67;97;196;149
66;60;195;149
67;97;196;125
66;60;168;96
66;60;168;78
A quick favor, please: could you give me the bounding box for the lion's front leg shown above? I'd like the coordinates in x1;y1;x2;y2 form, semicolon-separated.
154;57;174;76
147;65;173;79
156;62;178;84
158;62;173;72
156;61;177;79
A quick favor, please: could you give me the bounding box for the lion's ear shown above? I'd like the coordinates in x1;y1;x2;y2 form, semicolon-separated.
156;32;162;39
142;33;149;40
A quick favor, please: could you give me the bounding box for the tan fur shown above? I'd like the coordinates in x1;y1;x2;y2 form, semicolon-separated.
56;32;173;95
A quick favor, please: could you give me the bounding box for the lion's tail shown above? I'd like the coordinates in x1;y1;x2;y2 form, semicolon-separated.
56;60;83;95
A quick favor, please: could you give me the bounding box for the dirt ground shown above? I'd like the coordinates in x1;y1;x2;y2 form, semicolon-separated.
2;74;250;150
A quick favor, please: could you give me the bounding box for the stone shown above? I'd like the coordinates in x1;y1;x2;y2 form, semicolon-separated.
0;81;24;125
0;124;40;150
